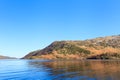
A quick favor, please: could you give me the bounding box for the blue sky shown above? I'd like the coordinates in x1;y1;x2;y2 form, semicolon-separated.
0;0;120;58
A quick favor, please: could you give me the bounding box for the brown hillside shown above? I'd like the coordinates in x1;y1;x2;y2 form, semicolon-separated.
23;35;120;59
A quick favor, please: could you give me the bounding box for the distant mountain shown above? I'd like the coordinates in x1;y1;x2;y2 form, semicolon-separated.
0;55;16;59
23;35;120;59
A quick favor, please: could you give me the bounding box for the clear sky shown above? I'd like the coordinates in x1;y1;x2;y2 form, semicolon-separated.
0;0;120;58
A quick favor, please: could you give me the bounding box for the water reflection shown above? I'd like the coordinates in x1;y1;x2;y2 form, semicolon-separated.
0;60;120;80
28;60;120;80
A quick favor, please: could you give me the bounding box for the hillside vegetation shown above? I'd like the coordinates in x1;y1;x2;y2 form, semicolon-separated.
23;35;120;59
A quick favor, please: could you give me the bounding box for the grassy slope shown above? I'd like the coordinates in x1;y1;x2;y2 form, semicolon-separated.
23;35;120;59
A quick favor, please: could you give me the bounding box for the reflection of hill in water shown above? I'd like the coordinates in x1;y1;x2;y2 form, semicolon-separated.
28;60;120;80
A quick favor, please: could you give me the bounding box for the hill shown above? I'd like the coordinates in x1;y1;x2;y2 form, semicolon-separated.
23;35;120;59
0;55;16;59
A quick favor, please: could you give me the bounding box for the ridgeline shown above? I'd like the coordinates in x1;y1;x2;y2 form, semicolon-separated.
23;35;120;60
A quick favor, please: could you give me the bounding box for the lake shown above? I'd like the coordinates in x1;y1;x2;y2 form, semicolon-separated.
0;60;120;80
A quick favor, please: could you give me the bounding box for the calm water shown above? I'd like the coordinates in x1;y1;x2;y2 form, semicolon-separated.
0;60;120;80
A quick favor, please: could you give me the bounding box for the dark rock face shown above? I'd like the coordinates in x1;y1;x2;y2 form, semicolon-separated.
23;35;120;59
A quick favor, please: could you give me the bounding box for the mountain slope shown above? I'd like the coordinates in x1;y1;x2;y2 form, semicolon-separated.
23;35;120;59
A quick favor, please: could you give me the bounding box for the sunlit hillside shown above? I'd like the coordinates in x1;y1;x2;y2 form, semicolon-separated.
23;35;120;59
